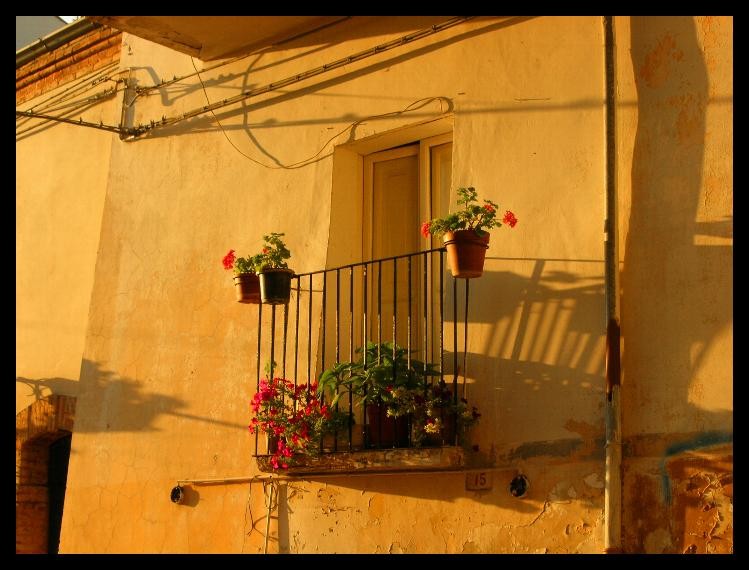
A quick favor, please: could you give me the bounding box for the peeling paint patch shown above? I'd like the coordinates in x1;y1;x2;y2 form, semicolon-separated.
461;541;479;553
644;528;672;553
583;473;604;489
659;431;732;503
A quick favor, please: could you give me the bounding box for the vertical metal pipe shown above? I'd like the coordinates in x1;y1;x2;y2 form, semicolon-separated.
603;14;622;554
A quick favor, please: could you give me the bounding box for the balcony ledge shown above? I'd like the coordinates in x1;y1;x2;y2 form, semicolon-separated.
256;446;473;475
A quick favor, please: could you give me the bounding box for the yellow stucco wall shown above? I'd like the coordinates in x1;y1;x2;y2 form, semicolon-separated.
616;16;733;553
16;80;116;413
15;15;729;554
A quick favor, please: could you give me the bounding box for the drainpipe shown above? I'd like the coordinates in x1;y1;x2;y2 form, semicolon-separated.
16;17;101;68
602;15;623;554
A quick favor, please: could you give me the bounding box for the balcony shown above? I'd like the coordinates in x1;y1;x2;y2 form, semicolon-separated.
249;248;483;474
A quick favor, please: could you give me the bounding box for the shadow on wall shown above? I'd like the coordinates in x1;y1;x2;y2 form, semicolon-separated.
622;16;733;553
441;263;608;452
624;15;732;437
16;359;248;433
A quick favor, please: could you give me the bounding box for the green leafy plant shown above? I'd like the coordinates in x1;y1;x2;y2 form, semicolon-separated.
421;186;517;239
318;341;440;412
318;343;481;448
253;232;291;272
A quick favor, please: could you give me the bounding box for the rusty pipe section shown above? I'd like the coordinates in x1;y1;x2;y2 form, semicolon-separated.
603;15;623;554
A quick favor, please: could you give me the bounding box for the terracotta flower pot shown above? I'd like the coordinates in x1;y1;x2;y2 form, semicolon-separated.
443;229;490;278
259;268;294;305
365;404;410;448
233;273;261;304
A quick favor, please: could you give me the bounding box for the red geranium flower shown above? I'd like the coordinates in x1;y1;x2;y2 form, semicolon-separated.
420;221;432;238
222;249;236;270
502;210;518;228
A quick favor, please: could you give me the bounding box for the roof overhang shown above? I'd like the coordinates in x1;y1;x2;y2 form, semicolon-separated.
87;16;349;61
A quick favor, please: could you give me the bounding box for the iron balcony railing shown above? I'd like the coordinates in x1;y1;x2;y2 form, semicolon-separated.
251;247;473;457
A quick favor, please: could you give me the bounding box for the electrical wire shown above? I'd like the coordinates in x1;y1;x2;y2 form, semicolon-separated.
129;16;471;139
192;55;449;169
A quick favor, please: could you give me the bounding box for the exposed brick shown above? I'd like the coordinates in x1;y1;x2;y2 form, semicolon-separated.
16;27;121;105
15;396;76;554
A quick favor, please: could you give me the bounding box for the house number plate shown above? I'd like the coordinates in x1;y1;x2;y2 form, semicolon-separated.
465;471;493;491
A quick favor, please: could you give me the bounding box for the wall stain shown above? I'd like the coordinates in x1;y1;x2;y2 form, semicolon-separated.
639;33;684;89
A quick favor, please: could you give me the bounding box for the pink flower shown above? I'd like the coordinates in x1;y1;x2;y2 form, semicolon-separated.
503;210;518;228
420;221;432;238
222;249;236;270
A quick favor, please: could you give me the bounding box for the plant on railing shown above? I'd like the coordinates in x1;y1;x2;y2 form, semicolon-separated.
222;249;263;304
318;342;484;447
253;233;294;305
420;186;517;239
420;186;518;278
251;232;291;272
249;370;349;469
410;379;481;447
318;341;439;411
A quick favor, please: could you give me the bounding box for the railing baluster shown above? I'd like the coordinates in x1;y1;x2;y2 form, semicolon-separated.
320;271;327;454
349;266;354;451
256;302;262;456
294;278;300;411
463;280;470;401
440;252;444;386
282;302;288;381
321;272;326;390
377;260;382;351
307;274;313;386
335;269;340;364
392;258;398;448
362;264;368;448
423;251;428;386
450;270;457;447
270;304;276;379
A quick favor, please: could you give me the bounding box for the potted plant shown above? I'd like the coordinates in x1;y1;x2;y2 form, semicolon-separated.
249;374;336;470
318;341;440;448
413;380;481;447
254;232;294;305
222;249;262;304
421;186;518;278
